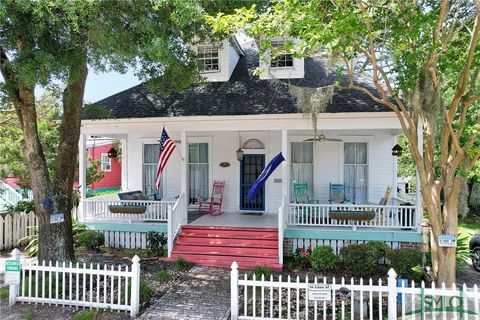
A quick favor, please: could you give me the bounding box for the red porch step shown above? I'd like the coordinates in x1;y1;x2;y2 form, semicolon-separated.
169;225;282;271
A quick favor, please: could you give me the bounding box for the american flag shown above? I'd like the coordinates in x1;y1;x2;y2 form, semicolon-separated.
155;127;176;190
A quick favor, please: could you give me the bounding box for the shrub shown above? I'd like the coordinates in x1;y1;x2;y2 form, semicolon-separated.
248;265;273;279
5;200;35;213
155;269;171;282
146;231;167;256
367;241;390;261
387;248;424;282
75;230;105;251
170;257;192;271
73;310;97;320
340;244;379;277
0;287;9;299
310;246;339;272
293;246;312;269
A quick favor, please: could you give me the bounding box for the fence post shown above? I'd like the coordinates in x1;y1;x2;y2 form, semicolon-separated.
9;248;21;306
387;268;398;320
130;255;141;317
231;261;239;320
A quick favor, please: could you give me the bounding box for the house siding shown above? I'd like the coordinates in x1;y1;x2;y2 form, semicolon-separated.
88;143;121;191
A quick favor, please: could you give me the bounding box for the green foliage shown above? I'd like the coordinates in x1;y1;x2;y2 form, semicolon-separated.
155;269;172;282
293;246;312;269
456;233;472;268
340;244;379;278
387;248;425;282
86;189;119;198
310;246;339;272
75;230;105;252
248;265;273;279
367;241;390;261
146;231;167;256
0;286;9;299
23;309;32;320
5;200;35;213
19;226;38;258
169;257;193;271
73;310;97;320
0;93;60;189
140;276;155;304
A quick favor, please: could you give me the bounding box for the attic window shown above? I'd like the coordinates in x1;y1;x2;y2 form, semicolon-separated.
198;45;220;72
270;40;293;68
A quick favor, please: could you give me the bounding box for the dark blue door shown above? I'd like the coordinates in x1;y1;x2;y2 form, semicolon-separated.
240;154;265;210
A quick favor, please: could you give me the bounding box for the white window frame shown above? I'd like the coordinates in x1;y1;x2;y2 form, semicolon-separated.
343;142;369;204
187;137;213;205
100;153;111;172
270;39;294;69
142;143;164;199
197;45;220;73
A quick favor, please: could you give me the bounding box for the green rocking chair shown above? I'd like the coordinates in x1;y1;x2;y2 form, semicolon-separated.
293;182;320;224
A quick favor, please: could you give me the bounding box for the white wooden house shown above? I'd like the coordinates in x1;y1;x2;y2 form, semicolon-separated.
78;37;422;270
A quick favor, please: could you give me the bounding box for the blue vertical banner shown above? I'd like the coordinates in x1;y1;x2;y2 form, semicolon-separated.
247;152;285;200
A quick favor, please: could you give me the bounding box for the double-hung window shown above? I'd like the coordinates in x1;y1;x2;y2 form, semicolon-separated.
143;144;162;199
270;40;294;68
100;153;111;172
197;45;220;72
290;142;314;201
344;142;368;204
188;143;209;204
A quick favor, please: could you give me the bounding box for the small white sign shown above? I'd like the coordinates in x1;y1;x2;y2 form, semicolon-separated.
4;260;20;285
438;234;457;247
308;284;332;301
50;213;64;224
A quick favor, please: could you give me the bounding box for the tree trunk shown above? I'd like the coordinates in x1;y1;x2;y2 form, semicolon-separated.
427;186;459;286
457;179;470;218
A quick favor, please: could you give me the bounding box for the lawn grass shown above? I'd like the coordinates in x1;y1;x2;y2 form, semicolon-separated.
458;217;480;238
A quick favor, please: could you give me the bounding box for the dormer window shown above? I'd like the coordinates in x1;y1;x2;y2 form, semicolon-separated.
270;40;293;68
198;45;220;72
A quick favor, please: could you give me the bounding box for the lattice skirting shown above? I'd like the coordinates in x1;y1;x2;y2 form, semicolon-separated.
101;230;166;249
286;238;422;256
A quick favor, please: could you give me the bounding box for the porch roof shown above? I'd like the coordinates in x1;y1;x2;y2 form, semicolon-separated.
84;41;390;120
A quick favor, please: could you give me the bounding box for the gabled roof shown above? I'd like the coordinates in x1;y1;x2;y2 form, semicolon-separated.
84;41;389;120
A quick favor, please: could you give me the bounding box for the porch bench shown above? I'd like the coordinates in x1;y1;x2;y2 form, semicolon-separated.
329;210;376;221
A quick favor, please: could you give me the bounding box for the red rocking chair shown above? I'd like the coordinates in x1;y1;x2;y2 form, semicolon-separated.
198;181;225;216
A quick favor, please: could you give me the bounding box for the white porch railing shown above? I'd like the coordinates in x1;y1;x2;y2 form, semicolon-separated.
0;180;24;208
287;203;417;229
81;193;174;222
167;193;187;257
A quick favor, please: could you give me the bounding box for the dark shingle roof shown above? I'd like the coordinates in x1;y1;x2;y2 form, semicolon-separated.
85;42;389;120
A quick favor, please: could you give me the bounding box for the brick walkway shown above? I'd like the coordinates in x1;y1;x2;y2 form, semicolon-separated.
140;266;231;320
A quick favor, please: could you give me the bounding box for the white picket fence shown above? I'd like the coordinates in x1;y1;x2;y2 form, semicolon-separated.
230;262;480;320
0;212;37;250
7;249;141;317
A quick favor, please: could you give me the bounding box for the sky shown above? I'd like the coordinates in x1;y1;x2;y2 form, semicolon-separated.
83;69;140;103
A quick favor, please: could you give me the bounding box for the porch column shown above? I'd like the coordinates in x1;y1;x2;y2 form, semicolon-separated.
281;129;289;200
180;131;188;224
78;133;87;221
279;129;289;265
416;118;423;231
121;135;128;191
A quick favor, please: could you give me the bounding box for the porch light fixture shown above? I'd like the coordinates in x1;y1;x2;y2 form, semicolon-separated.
107;147;117;159
391;144;403;157
236;147;244;161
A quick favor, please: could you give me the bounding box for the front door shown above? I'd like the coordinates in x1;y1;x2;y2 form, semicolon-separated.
240;154;265;210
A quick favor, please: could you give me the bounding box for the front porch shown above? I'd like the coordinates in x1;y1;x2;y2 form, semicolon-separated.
78;114;424;267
